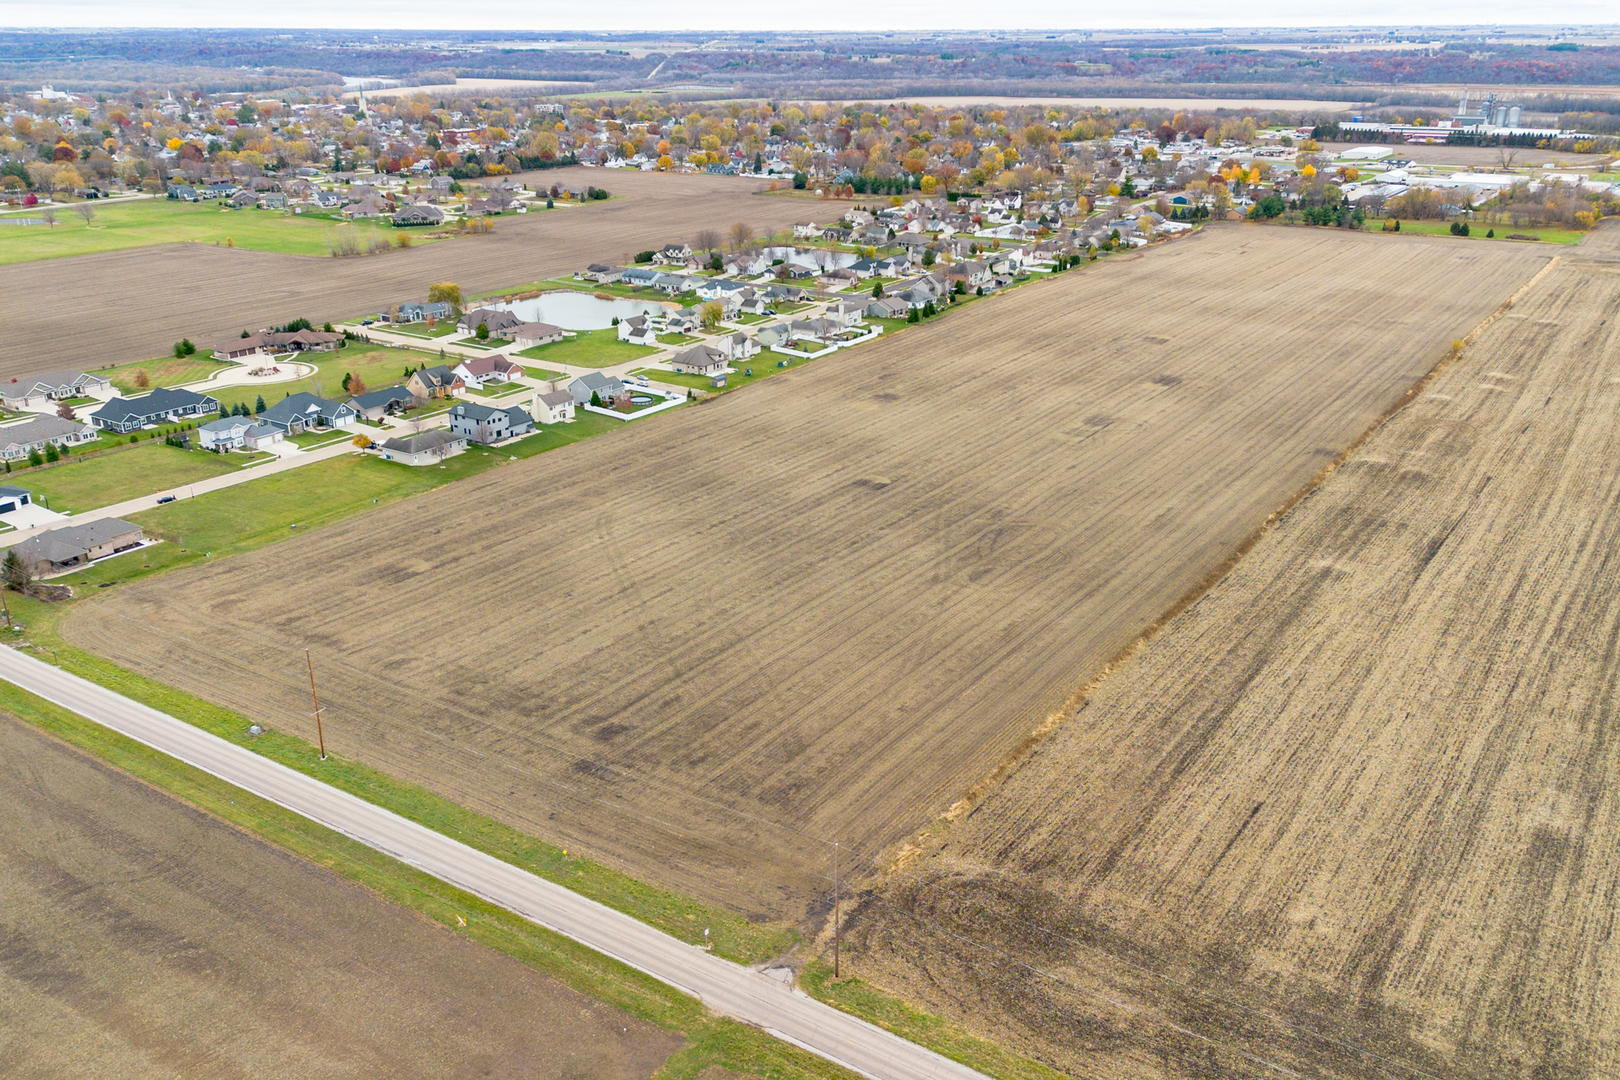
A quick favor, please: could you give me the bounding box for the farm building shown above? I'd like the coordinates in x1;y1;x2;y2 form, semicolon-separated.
13;518;144;574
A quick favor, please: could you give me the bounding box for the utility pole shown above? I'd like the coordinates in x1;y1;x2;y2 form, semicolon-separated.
0;590;12;631
305;648;326;760
833;840;841;979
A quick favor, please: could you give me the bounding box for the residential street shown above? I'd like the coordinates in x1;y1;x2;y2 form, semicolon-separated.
0;646;990;1080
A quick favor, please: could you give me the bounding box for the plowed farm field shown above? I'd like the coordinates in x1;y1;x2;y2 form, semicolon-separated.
0;712;680;1080
847;234;1620;1079
63;226;1544;925
0;168;837;378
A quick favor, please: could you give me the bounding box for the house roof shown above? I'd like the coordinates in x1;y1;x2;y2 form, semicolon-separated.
0;414;94;449
379;429;463;455
7;369;102;395
91;387;217;426
349;386;415;409
0;485;31;498
200;417;252;433
537;391;573;407
570;371;621;392
261;392;354;426
14;517;141;566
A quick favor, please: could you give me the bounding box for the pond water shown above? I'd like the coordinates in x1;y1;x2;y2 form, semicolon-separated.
495;291;669;331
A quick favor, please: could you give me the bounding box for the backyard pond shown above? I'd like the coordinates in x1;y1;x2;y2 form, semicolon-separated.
496;292;668;330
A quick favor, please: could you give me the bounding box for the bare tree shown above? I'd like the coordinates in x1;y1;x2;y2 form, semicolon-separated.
1497;147;1520;171
693;228;721;256
40;207;57;227
73;203;95;226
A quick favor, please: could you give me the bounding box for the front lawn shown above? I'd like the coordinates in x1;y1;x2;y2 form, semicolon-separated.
517;328;661;368
380;321;458;339
95;355;234;394
0;198;412;266
658;333;703;346
207;346;437;415
453;336;502;349
17;440;245;514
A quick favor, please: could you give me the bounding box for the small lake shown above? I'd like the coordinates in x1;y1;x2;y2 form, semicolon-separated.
763;245;857;270
496;292;668;331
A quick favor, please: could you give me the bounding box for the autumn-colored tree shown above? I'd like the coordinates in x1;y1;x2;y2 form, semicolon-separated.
428;281;462;314
133;369;150;389
56;402;75;420
348;374;368;396
699;300;725;331
352;433;373;448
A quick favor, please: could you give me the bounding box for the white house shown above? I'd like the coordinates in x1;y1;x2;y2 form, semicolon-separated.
670;344;730;377
827;301;866;328
617;314;658;346
372;429;467;466
199;417;284;451
533;390;576;424
714;332;759;362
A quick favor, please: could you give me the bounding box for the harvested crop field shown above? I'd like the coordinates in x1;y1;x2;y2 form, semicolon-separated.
0;711;681;1080
0;168;838;378
845;234;1620;1079
63;226;1544;924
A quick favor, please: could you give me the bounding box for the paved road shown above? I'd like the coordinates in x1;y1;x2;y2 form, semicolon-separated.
0;647;989;1080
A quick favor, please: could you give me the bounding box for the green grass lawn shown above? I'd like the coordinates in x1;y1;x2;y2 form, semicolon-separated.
94;354;233;394
207;346;437;416
0;198;413;265
17;440;245;514
658;333;702;346
1377;219;1585;245
452;336;501;349
517;328;661;368
730;312;773;325
381;321;457;339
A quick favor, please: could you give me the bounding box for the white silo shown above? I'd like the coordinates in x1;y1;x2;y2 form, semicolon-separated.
1508;106;1522;127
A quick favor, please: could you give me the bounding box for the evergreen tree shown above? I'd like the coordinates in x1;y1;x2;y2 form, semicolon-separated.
255;395;266;414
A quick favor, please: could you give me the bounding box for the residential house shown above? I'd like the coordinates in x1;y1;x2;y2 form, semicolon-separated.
793;222;821;239
507;323;564;351
452;354;528;388
1;369;112;411
619;267;659;288
653;242;692;264
755;322;793;348
827;301;866;328
670;345;730;377
392;204;444;227
865;297;910;319
652;273;690;295
343;196;388;219
198;417;283;451
258;191;288;210
447;401;535;444
406;366;464;399
617;314;659;346
581;263;622;283
945;260;992;290
821;226;853;243
258;392;358;435
533;390;576;424
166;184;199;201
714;332;759;362
457;307;523;337
567;371;624;405
372;429;468;466
723;252;770;276
392;300;453;323
789;318;842;344
665;308;701;335
90;388;219;433
13;518;144;575
0;414;98;459
0;485;32;514
348;385;416;421
213;329;345;360
736;291;769;317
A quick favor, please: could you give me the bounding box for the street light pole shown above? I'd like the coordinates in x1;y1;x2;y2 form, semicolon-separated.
305;648;326;760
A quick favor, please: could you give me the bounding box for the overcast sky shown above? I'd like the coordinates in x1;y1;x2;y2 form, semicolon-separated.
1;2;1616;31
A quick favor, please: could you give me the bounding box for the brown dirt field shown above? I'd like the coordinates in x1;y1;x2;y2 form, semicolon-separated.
0;169;836;378
61;226;1544;926
0;712;681;1080
846;229;1620;1079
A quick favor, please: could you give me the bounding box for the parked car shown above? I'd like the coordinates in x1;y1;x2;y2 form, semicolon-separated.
157;494;176;504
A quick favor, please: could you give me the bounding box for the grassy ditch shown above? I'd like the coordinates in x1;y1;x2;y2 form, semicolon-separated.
0;679;856;1080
